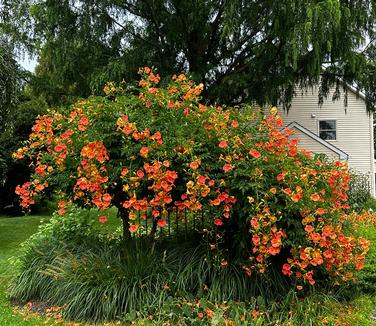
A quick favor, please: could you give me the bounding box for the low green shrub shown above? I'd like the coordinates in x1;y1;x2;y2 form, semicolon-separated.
24;206;120;243
124;292;375;325
347;170;371;212
361;197;376;213
9;237;65;303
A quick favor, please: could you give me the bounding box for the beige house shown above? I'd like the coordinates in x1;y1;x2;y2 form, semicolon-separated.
278;85;375;196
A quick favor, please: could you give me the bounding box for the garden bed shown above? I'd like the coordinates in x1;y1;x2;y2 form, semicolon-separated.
1;213;376;325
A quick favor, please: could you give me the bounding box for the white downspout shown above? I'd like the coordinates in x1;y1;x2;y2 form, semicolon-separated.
369;113;375;197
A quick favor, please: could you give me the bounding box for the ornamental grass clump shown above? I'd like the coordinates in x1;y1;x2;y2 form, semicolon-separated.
10;230;287;322
14;68;370;289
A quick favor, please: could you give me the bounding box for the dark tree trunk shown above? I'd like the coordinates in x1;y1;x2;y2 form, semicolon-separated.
117;205;131;241
149;218;158;239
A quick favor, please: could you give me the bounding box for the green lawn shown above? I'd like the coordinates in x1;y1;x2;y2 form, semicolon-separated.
0;212;121;325
0;214;55;325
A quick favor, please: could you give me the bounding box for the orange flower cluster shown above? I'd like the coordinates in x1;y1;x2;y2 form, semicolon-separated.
138;67;160;87
179;176;212;211
69;109;90;132
30;115;54;145
286;226;369;285
345;210;376;227
80;141;109;163
121;160;178;231
209;191;237;219
74;169;110;210
248;207;286;273
238;112;370;285
74;147;110;210
15;182;35;208
49;128;75;166
117;114;163;146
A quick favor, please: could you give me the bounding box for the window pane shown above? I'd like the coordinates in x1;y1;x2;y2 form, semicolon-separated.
319;120;336;130
319;130;336;140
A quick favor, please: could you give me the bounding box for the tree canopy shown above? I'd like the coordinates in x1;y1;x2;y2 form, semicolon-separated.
0;10;47;211
4;0;376;108
0;39;22;131
0;38;23;190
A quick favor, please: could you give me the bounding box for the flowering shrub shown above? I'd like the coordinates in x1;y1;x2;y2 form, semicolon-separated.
15;68;369;287
345;210;376;228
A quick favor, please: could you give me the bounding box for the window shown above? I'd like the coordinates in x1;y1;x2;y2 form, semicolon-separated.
319;120;336;140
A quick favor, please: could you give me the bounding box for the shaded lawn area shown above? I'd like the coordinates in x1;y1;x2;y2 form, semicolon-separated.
0;212;120;325
0;215;49;279
0;214;52;325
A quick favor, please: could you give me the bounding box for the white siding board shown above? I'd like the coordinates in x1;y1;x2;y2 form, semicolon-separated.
290;129;340;160
277;85;375;195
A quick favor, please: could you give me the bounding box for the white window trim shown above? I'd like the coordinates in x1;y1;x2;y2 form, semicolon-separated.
318;119;337;141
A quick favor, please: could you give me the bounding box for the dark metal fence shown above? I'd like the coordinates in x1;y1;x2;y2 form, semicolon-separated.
130;208;211;238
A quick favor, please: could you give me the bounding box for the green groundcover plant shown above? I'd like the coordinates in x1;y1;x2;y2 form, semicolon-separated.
14;68;370;291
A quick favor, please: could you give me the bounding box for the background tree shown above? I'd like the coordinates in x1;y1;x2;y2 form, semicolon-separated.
0;90;48;213
0;39;22;132
0;14;47;212
0;38;24;206
5;0;376;108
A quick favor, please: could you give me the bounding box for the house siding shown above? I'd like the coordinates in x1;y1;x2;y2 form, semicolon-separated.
290;129;341;160
278;86;375;195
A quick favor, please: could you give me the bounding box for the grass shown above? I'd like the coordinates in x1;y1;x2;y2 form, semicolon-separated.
1;212;376;325
0;214;53;325
0;212;121;325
